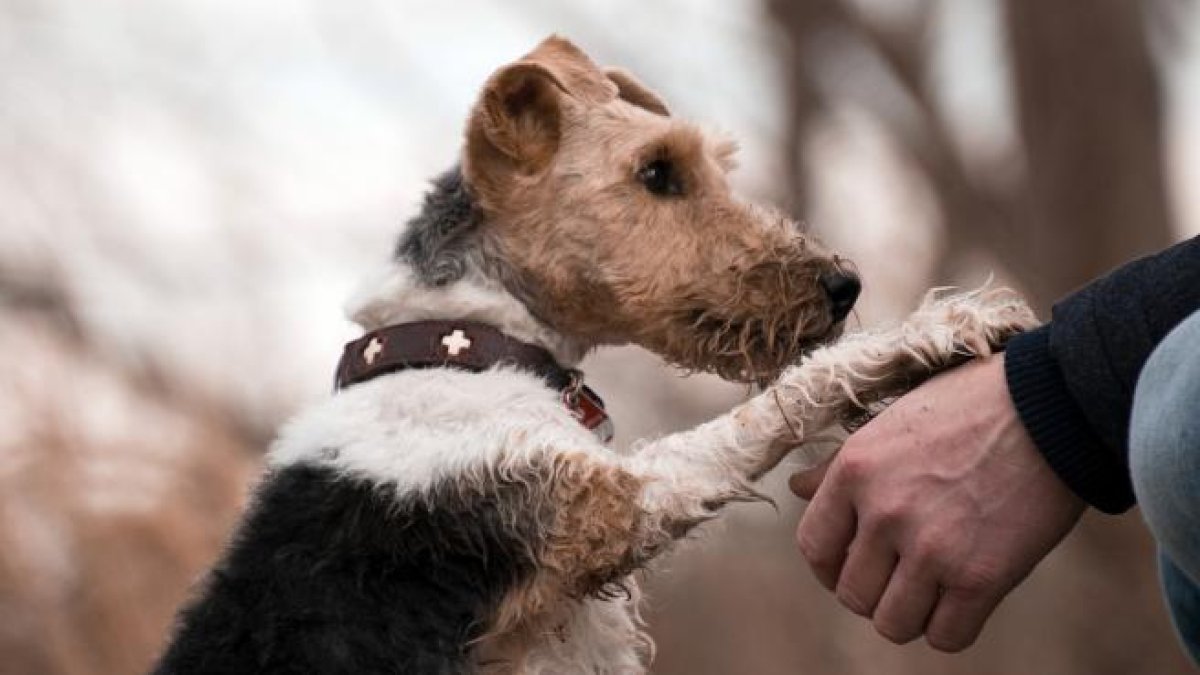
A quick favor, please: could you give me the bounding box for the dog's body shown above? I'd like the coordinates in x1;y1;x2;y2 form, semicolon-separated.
154;37;1036;674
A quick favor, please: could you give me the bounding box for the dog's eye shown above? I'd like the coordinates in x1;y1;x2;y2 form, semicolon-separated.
637;159;683;196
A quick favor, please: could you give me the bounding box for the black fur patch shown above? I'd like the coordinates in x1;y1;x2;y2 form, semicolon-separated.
394;167;555;330
153;463;542;675
396;167;484;287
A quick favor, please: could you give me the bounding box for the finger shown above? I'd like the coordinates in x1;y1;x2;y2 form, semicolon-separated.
788;460;832;500
834;535;898;618
923;582;1007;652
871;559;940;644
796;464;857;591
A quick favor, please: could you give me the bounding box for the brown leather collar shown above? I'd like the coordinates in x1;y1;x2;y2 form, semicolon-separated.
334;320;613;442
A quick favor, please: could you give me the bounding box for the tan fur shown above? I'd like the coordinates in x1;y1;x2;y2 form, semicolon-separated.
464;36;848;383
489;453;647;633
475;453;652;672
541;454;649;599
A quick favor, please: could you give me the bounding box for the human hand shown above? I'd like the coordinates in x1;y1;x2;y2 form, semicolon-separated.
790;354;1085;651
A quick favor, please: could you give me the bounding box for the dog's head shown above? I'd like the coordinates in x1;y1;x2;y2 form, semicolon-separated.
459;36;858;382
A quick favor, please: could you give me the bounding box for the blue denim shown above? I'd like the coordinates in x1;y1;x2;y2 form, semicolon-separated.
1130;308;1200;666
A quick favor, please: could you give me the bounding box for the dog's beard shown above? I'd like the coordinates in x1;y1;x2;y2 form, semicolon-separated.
493;237;845;383
663;246;842;383
663;307;840;384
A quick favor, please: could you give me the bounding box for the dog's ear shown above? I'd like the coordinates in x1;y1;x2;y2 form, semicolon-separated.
522;36;616;104
469;62;566;175
465;37;618;199
605;67;670;117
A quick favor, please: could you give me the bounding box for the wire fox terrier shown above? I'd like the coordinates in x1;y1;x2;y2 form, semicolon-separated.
153;37;1036;674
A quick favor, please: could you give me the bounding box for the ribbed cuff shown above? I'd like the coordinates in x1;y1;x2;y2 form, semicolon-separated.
1004;326;1135;514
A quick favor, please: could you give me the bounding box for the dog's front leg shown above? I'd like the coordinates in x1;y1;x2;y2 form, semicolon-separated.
626;288;1039;539
530;290;1035;604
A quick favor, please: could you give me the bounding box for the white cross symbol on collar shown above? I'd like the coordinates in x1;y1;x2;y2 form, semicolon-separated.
363;337;384;365
441;329;472;356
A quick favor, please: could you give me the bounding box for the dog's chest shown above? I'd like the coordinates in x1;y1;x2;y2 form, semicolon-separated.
268;366;610;490
474;593;646;673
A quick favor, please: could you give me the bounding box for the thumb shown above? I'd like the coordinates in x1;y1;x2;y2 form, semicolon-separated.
788;459;833;501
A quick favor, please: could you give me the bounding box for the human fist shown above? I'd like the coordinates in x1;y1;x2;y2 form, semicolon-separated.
791;355;1085;651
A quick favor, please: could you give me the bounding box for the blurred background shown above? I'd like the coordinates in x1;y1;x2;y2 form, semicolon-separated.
1;0;1197;672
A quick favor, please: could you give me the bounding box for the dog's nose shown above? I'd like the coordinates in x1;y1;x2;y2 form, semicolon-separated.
821;271;861;322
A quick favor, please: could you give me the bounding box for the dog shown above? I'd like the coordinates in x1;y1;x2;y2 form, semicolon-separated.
152;36;1036;674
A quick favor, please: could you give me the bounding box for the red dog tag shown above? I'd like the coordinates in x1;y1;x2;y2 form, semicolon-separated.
563;385;614;443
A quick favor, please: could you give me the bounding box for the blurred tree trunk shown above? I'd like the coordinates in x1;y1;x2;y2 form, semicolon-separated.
1004;0;1174;306
1002;5;1183;675
771;0;843;217
769;0;1175;310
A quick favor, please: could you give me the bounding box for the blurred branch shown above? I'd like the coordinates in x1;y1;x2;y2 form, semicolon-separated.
769;0;1176;308
768;0;1028;293
833;2;1033;286
0;263;83;341
1005;0;1174;304
766;0;843;216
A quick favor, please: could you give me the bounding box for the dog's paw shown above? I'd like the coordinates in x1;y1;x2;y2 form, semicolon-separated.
975;287;1040;346
906;286;1039;362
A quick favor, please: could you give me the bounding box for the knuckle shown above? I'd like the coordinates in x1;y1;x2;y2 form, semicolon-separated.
837;451;874;483
796;532;838;572
795;530;818;561
948;563;1005;598
874;618;919;645
926;628;975;653
868;499;907;530
952;580;989;601
835;585;871;617
909;536;950;568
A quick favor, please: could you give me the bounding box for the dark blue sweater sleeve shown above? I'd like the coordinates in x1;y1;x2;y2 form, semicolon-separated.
1003;235;1200;513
